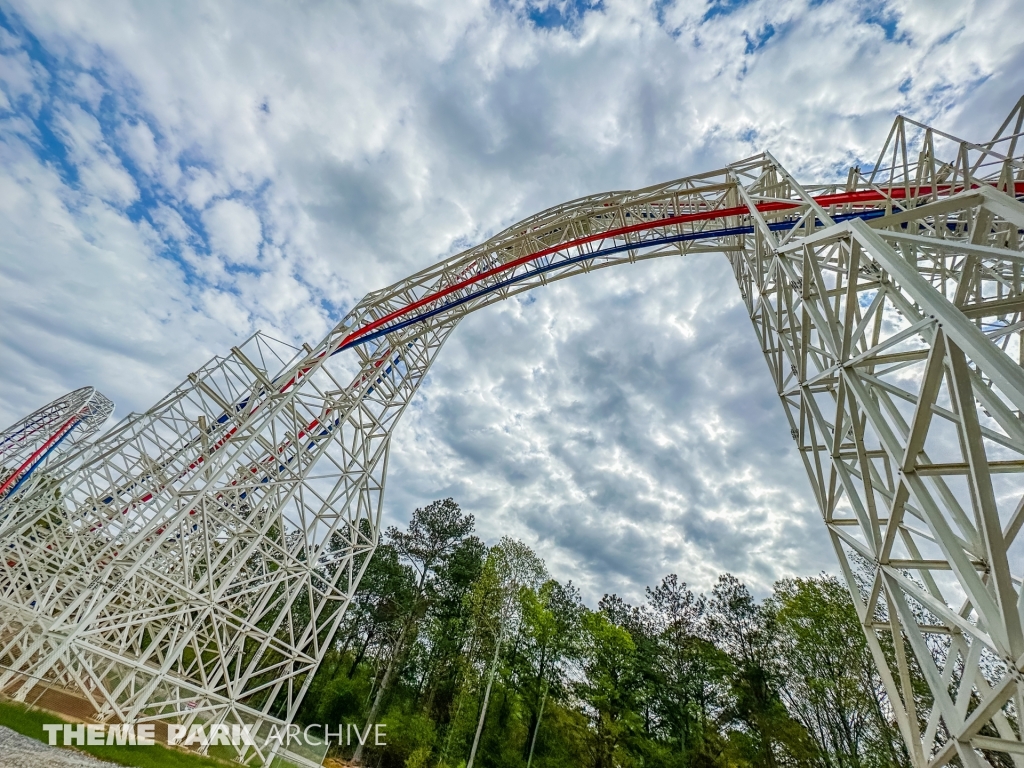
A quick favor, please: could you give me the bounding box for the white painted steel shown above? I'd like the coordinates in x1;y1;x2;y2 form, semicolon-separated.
1;98;1022;766
0;387;113;507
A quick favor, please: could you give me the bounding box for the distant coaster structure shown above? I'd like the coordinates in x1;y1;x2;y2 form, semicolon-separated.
1;98;1024;767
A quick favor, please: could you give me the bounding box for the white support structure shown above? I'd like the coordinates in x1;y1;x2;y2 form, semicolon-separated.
1;98;1023;766
0;387;114;504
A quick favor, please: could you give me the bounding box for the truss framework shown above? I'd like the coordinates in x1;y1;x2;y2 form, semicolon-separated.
0;329;456;765
1;99;1023;766
0;387;114;505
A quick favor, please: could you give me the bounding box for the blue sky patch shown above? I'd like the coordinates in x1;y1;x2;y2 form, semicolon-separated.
702;0;754;23
744;23;775;54
861;3;905;43
0;9;284;292
520;0;603;30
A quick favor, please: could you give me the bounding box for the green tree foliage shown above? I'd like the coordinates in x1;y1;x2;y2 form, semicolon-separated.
353;498;478;763
519;579;584;766
707;573;817;767
770;576;912;768
296;499;913;768
579;606;644;768
645;575;733;765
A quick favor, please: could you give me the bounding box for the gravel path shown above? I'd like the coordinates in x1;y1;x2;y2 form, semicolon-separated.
0;726;124;768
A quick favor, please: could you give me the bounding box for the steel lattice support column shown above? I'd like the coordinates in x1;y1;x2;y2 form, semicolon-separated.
0;324;457;765
0;387;113;509
1;97;1022;766
728;108;1024;765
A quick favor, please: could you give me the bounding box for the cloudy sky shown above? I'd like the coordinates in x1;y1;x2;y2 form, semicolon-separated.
1;0;1022;604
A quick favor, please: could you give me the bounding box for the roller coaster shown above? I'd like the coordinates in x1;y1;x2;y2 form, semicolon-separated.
1;97;1023;767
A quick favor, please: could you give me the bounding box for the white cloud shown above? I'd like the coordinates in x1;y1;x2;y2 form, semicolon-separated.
1;0;1022;603
202;198;263;266
118;118;159;176
150;203;190;241
71;71;103;111
0;133;232;421
52;103;139;205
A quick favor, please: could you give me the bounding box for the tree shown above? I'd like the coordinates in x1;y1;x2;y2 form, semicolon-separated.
520;579;584;766
465;537;547;768
771;575;912;768
292;497;920;768
707;574;816;767
353;498;476;763
342;540;416;678
415;533;486;722
579;604;645;768
646;574;733;764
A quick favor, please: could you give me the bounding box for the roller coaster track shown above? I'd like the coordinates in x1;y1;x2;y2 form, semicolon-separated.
1;97;1023;767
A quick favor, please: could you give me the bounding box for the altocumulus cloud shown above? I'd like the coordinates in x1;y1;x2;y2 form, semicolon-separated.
1;0;1022;602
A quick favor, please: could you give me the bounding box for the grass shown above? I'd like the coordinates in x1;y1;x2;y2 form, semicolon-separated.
0;698;244;768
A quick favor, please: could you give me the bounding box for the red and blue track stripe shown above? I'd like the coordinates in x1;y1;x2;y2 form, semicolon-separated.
0;412;85;502
76;180;1024;523
334;183;1024;352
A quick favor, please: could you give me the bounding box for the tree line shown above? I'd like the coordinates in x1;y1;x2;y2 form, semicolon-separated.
297;498;914;768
